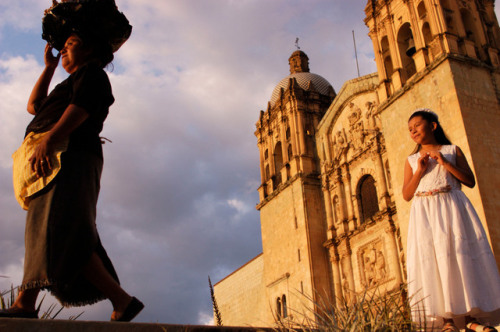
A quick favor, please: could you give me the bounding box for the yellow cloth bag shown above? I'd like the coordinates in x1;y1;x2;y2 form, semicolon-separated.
12;132;68;210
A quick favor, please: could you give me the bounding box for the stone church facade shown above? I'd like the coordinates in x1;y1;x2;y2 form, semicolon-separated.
214;0;500;327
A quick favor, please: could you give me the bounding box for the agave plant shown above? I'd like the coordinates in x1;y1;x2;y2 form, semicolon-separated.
274;284;434;332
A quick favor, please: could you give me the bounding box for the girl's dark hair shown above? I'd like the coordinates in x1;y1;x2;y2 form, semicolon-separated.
409;109;452;153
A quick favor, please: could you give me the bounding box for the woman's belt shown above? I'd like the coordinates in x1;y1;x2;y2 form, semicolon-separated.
415;185;452;197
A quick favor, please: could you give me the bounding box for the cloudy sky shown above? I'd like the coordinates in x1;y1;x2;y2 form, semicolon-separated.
3;0;484;325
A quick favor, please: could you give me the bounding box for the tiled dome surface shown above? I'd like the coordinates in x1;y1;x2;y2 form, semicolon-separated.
270;72;332;106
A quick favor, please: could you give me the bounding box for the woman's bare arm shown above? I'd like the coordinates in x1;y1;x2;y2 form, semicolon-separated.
27;44;60;115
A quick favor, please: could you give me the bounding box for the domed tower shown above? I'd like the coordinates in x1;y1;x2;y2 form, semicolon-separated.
255;50;336;322
364;0;500;266
256;50;335;200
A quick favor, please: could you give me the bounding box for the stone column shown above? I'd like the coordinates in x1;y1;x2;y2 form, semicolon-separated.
296;110;307;156
323;183;335;239
372;135;390;209
342;165;356;231
329;247;343;307
369;30;387;81
289;108;299;156
257;139;265;182
385;225;403;285
334;172;347;235
279;116;287;161
340;243;356;303
323;134;332;161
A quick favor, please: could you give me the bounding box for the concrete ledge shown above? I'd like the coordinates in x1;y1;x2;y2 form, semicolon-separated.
0;318;270;332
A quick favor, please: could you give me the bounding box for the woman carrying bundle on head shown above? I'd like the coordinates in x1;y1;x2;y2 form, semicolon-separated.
403;109;500;332
0;0;143;322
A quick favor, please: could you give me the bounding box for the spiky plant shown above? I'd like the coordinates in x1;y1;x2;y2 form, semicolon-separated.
274;284;433;332
208;276;222;326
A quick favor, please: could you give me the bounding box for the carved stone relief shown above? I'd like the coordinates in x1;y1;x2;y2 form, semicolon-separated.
332;129;348;162
458;0;472;11
359;240;388;287
347;103;366;151
365;101;379;130
333;195;341;224
342;273;352;303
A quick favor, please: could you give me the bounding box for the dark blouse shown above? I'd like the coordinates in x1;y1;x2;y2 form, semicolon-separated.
26;63;114;158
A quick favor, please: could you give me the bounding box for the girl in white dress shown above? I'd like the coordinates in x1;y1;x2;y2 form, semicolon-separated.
403;109;500;332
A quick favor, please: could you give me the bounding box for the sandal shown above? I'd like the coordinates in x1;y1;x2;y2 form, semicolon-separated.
442;322;460;332
466;321;498;332
110;297;144;322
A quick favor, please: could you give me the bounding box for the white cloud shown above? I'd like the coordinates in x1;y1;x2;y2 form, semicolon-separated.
197;310;215;325
227;198;250;215
0;0;45;31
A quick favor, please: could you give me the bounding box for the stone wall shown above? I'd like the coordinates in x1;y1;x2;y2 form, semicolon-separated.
214;254;269;327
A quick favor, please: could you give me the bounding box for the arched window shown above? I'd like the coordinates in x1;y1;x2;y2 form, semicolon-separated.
287;144;293;162
460;9;480;46
282;295;288;318
460;9;485;60
381;36;394;80
422;22;433;46
461;9;477;40
397;23;417;81
274;142;283;186
276;297;282;319
422;22;433;64
440;0;458;36
357;175;379;224
417;1;426;19
265;164;270;181
286;126;291;140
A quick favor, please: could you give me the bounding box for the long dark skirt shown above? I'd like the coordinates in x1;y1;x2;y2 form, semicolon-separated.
19;151;119;307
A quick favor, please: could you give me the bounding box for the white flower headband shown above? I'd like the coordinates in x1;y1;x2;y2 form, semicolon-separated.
412;108;439;120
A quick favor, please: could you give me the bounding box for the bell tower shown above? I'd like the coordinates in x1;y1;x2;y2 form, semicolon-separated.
364;0;500;266
255;50;335;322
256;50;336;200
365;0;500;101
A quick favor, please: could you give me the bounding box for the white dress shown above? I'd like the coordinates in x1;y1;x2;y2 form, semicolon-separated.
407;145;500;323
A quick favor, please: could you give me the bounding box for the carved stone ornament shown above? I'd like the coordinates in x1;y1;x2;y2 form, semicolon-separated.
349;121;365;151
321;175;329;189
365;101;379;130
458;0;472;11
333;195;341;224
359;240;387;287
347;102;362;126
342;273;352;303
332;129;348;161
